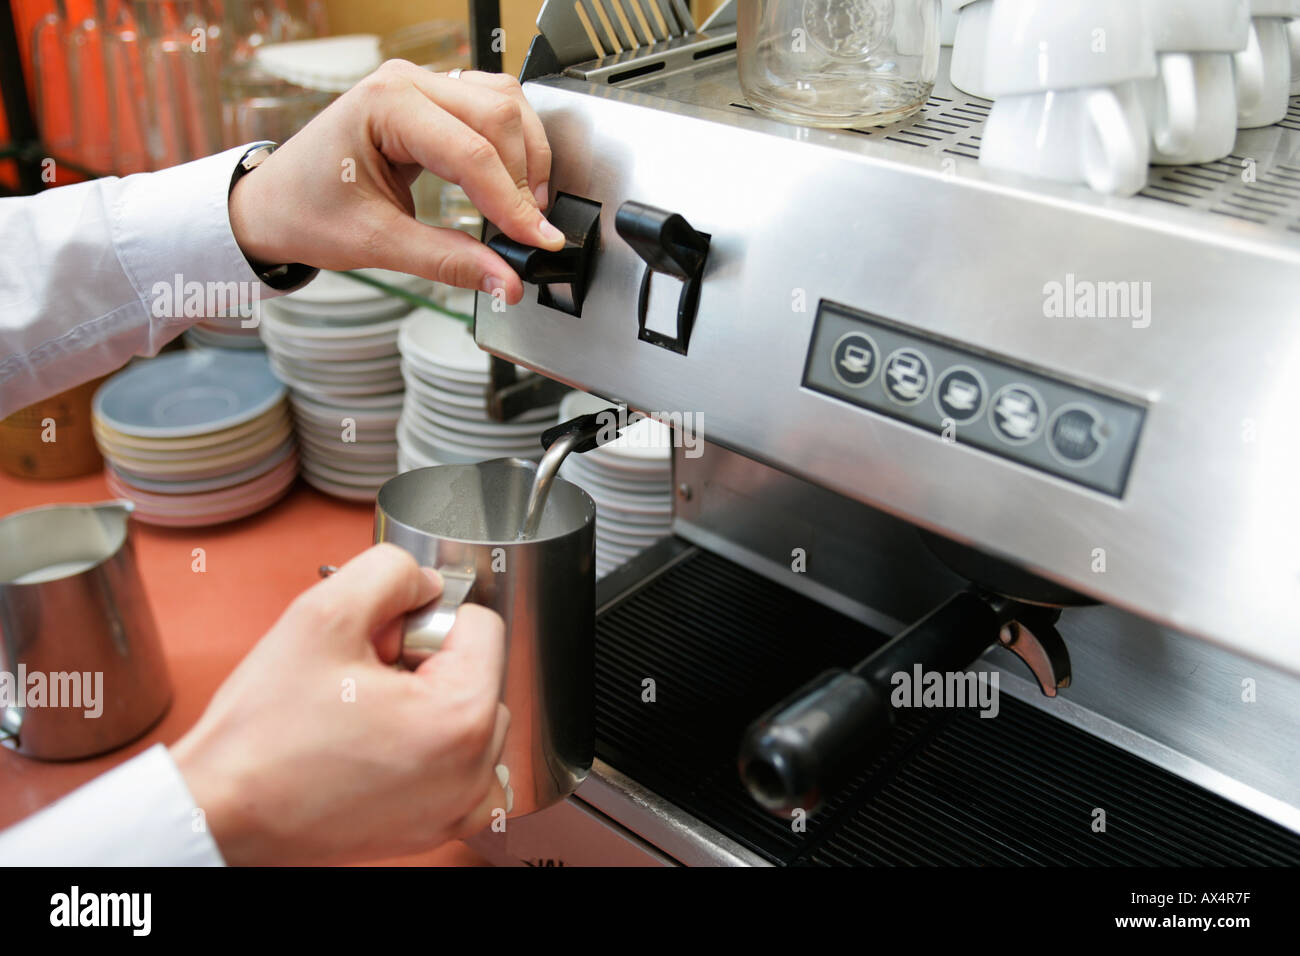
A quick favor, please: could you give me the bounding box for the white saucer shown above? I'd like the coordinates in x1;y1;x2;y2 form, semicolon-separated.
399;311;490;374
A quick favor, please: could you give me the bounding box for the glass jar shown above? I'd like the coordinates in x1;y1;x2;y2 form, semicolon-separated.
738;0;941;128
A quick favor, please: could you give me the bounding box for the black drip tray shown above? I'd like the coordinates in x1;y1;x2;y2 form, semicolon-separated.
593;544;1300;866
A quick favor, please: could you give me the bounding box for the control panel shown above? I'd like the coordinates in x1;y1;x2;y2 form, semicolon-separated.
803;301;1146;497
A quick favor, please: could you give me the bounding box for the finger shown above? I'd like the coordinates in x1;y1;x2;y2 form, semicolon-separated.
357;211;525;303
448;706;512;838
381;86;564;251
371;565;442;663
442;71;553;208
413;603;507;702
296;544;441;649
404;72;535;215
491;702;510;764
477;703;510;778
447;772;510;841
370;619;404;665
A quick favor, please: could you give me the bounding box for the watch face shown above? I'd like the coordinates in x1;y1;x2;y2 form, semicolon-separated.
242;144;276;170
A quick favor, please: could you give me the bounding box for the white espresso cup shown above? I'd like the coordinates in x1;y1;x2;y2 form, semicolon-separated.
983;0;1158;97
980;82;1151;195
1236;0;1300;128
950;0;994;98
1140;0;1250;164
1287;16;1300;93
941;0;960;45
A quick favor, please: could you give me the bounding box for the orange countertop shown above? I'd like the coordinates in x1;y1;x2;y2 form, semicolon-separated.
0;469;488;867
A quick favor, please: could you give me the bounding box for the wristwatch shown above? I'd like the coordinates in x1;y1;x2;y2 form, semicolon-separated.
229;142;318;291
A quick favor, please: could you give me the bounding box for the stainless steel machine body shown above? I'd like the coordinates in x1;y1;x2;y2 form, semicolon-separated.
468;2;1300;866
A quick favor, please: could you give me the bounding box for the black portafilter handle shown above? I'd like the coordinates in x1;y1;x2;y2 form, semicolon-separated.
738;589;1048;816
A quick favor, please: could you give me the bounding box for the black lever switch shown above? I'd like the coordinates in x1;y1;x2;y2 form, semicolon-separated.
488;238;582;285
486;193;601;317
615;201;710;355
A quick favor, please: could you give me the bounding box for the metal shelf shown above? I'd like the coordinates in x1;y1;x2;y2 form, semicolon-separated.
585;40;1300;254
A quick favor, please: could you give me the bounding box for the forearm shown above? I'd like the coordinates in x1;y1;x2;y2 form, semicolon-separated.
0;146;297;418
0;743;225;866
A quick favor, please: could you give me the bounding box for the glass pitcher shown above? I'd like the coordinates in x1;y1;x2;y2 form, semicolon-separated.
737;0;941;128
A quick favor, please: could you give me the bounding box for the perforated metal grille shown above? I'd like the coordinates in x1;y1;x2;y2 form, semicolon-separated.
731;93;990;159
1143;155;1300;233
728;94;1300;235
727;93;977;153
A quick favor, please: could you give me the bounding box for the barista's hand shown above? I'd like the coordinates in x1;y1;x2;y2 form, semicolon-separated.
228;60;563;305
171;544;510;865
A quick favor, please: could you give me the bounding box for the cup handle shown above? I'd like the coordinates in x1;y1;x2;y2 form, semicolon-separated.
401;566;478;669
1081;89;1143;196
1234;22;1265;113
1153;53;1198;157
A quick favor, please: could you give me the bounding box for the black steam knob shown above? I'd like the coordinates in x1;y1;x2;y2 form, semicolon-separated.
615;201;710;355
485;193;601;317
487;236;583;284
615;202;709;282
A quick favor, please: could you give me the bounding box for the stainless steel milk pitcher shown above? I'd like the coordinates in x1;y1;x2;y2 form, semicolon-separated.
0;500;171;759
375;457;597;818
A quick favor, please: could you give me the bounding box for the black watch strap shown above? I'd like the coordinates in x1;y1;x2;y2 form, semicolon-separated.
229;143;319;292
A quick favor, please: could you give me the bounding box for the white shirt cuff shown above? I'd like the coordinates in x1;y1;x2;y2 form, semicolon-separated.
111;144;277;318
0;744;226;866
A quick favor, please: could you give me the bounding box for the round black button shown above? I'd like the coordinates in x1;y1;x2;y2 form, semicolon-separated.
1048;403;1106;466
831;332;880;388
934;365;987;425
989;384;1045;444
882;348;932;405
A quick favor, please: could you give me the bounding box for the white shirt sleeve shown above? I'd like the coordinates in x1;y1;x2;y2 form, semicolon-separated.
0;144;312;419
0;744;225;866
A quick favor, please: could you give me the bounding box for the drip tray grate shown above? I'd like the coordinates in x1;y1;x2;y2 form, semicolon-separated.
593;545;1300;865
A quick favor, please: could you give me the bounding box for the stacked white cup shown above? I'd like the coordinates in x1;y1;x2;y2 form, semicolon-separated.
1140;0;1250;165
979;0;1157;196
1290;18;1300;93
941;0;960;46
950;0;995;98
1236;0;1300;127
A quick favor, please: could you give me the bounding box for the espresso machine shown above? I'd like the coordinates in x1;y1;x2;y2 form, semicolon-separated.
466;0;1300;865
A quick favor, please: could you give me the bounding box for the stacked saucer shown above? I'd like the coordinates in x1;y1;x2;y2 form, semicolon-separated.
258;270;424;500
397;311;557;470
92;351;297;527
269;269;430;324
184;315;265;351
286;391;403;501
555;391;674;578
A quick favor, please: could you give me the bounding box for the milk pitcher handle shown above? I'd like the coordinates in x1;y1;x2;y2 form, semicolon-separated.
317;563;478;669
400;566;478;669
